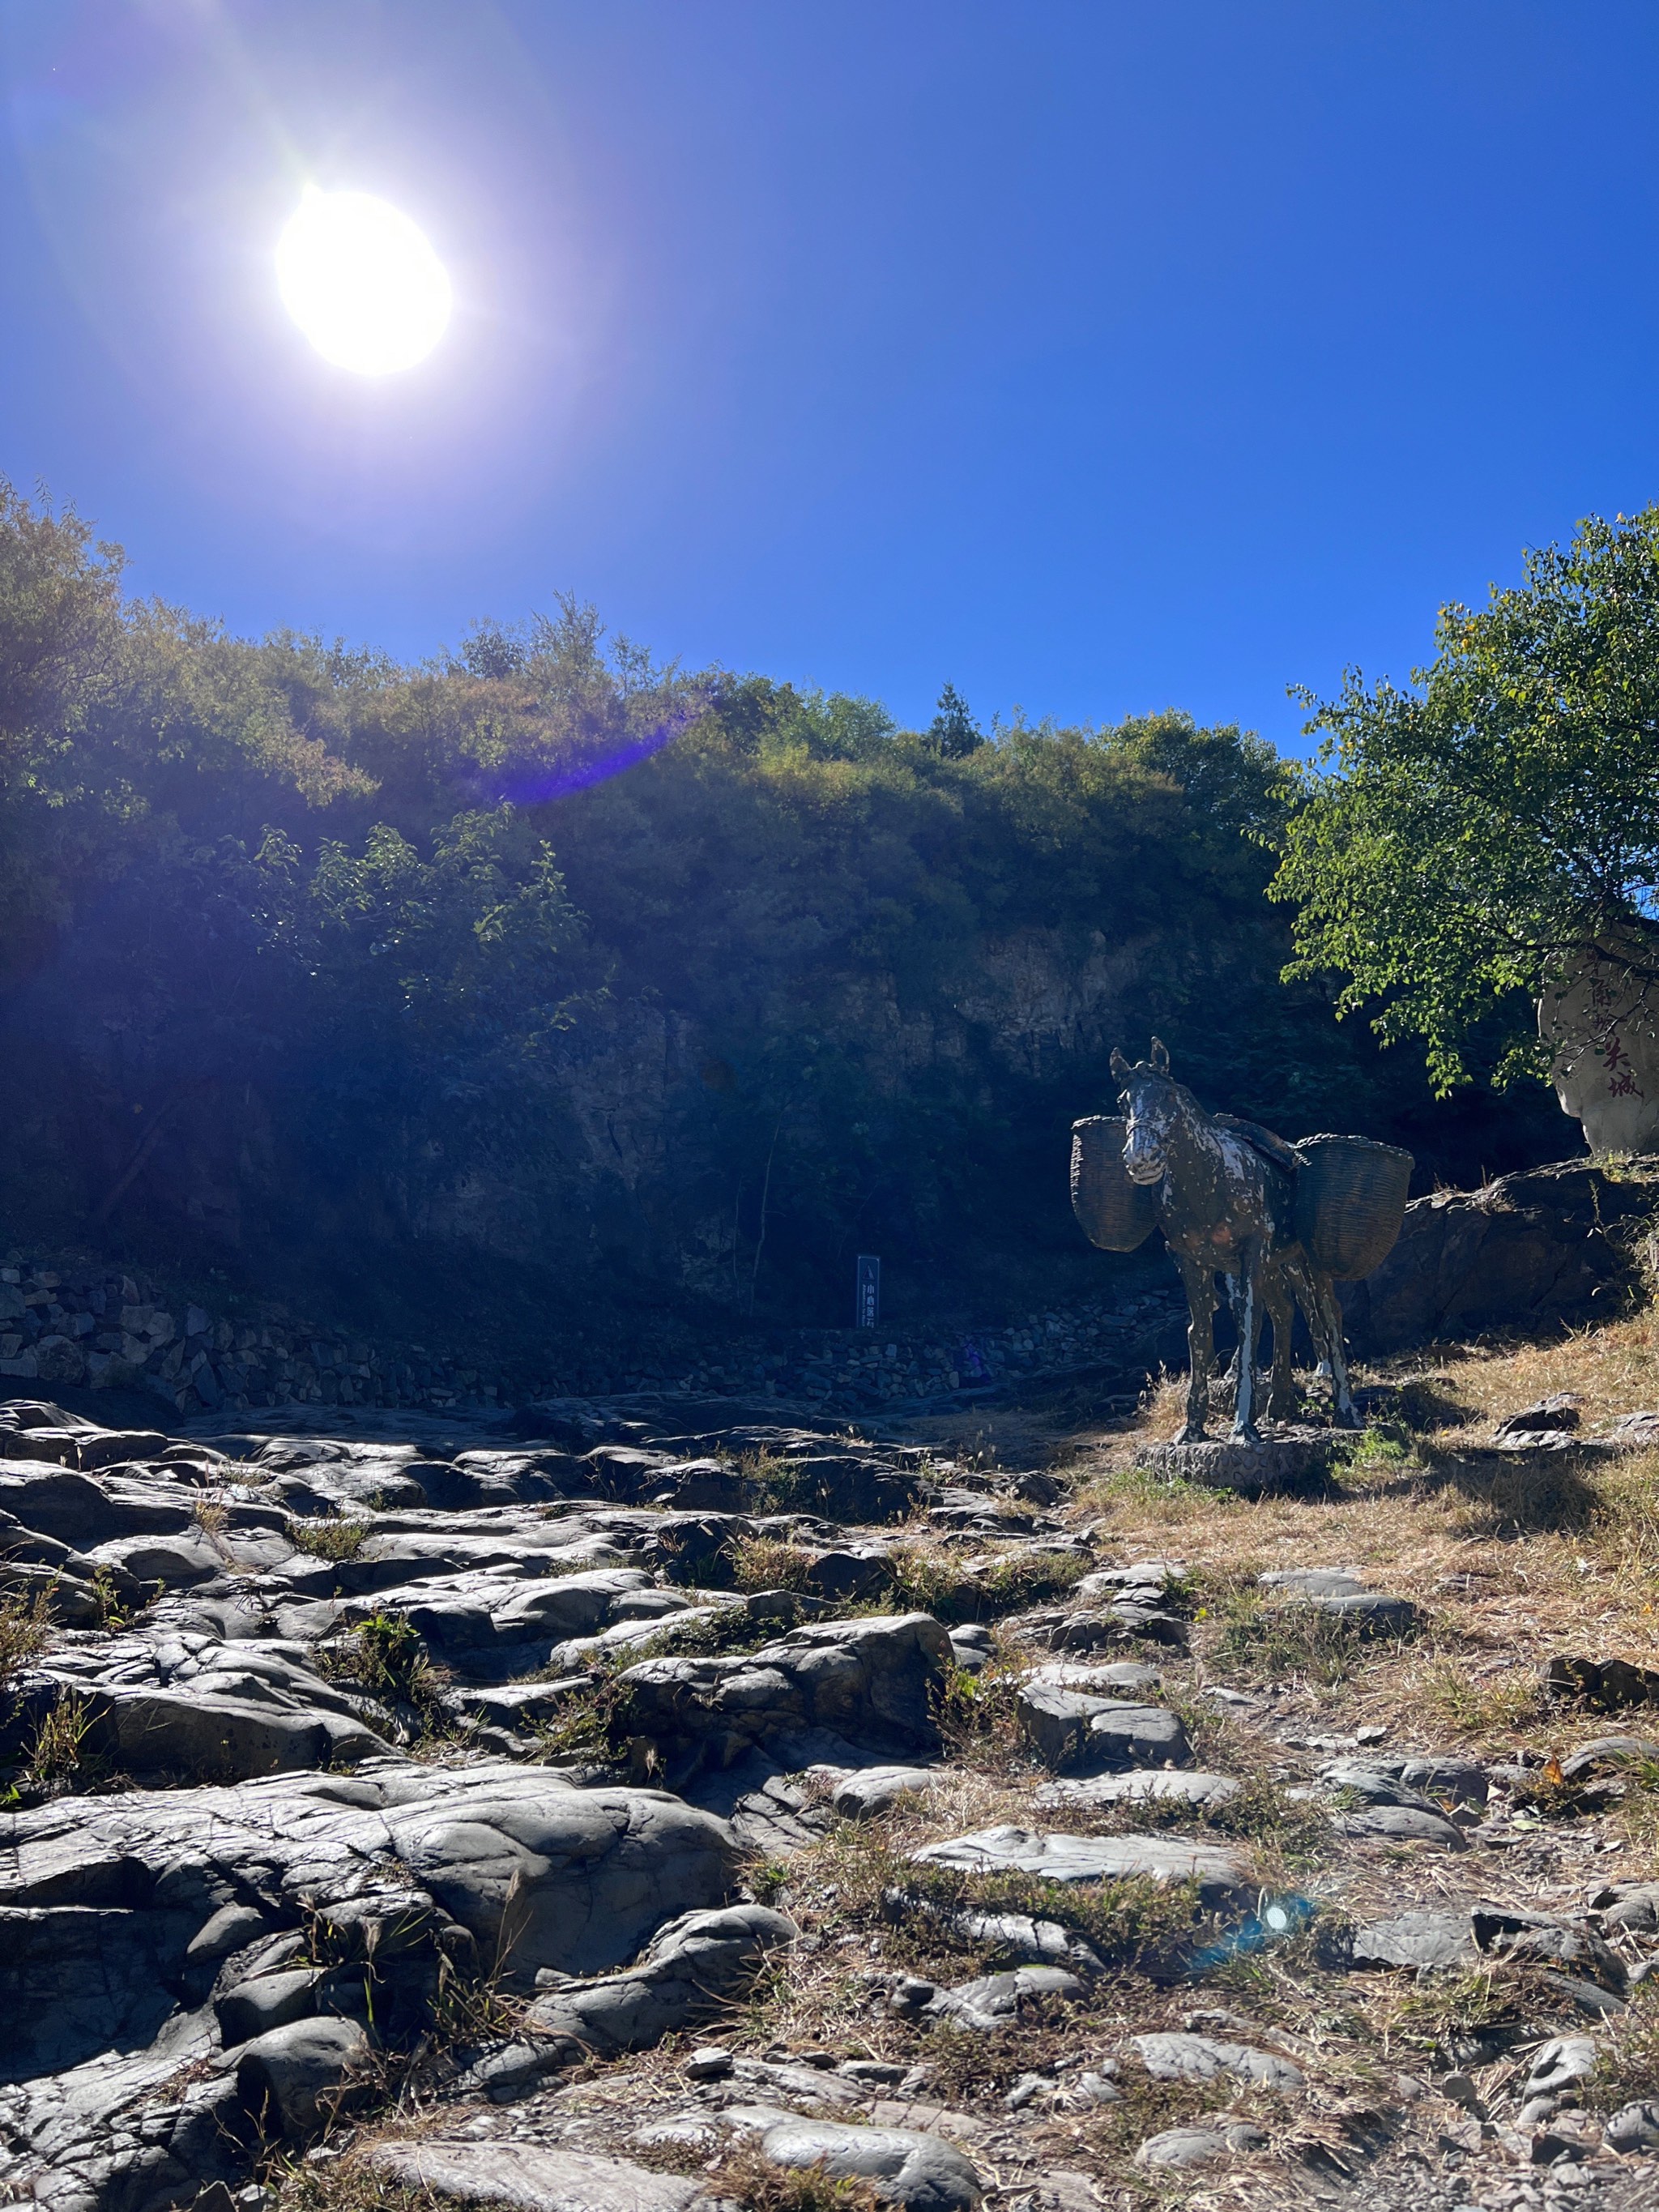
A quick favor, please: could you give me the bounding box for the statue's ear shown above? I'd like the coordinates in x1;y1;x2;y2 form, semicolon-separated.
1149;1036;1171;1075
1109;1048;1131;1085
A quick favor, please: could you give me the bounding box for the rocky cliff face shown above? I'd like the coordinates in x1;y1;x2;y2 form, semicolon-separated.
386;921;1247;1304
30;921;1205;1322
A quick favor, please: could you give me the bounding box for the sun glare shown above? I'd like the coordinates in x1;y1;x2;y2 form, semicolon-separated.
276;190;451;375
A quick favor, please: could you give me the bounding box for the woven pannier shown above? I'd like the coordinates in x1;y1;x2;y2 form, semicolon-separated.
1071;1117;1159;1253
1292;1134;1414;1280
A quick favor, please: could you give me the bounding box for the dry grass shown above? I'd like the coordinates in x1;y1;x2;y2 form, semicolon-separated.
1417;1307;1659;1433
729;1534;819;1593
1045;1330;1659;1774
0;1585;52;1687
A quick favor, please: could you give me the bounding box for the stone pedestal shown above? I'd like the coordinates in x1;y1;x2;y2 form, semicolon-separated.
1133;1426;1342;1494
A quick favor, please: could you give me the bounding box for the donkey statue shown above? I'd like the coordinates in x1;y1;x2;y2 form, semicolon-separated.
1110;1039;1357;1444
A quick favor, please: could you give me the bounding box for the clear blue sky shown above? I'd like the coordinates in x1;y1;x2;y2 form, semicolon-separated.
4;2;1658;751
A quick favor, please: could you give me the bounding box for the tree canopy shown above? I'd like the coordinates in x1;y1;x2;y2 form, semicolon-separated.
1273;507;1659;1092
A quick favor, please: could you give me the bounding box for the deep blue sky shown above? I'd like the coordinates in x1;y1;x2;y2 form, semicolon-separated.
3;2;1658;750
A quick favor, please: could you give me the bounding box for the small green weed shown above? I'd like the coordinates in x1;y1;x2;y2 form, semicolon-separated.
749;1859;791;1905
88;1566;135;1631
350;1612;437;1703
287;1514;369;1562
1421;1658;1547;1738
534;1660;642;1761
1333;1426;1415;1475
23;1689;95;1791
932;1659;1020;1753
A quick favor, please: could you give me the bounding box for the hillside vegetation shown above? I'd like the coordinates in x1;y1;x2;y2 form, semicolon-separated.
0;486;1559;1344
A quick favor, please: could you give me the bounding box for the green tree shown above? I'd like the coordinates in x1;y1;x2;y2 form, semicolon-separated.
926;681;983;758
1273;507;1659;1092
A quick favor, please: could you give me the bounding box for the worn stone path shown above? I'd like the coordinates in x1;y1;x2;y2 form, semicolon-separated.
2;1391;1659;2212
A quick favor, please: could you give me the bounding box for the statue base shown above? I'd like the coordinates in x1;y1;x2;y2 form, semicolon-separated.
1133;1425;1344;1494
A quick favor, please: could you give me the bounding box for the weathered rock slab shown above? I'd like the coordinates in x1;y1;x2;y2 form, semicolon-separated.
925;1965;1081;2029
1135;2123;1268;2168
1349;1909;1477;1971
0;1757;740;2085
1130;2031;1303;2090
1013;1683;1190;1774
620;1613;950;1764
827;1766;948;1818
369;2140;711;2212
911;1826;1249;1903
1034;1770;1240;1813
522;1904;795;2058
757;2117;983;2212
1342;1158;1659;1352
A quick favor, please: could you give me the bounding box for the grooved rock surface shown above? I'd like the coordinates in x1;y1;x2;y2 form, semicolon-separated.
0;1758;740;2082
522;1904;796;2057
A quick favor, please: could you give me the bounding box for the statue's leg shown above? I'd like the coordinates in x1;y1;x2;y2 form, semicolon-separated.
1230;1246;1265;1444
1264;1264;1297;1421
1174;1255;1215;1444
1288;1254;1358;1430
1224;1268;1273;1416
1316;1270;1359;1428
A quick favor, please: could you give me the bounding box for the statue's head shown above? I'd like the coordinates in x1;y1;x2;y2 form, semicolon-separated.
1111;1037;1178;1185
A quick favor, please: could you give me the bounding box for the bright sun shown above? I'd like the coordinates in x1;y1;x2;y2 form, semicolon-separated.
276;189;451;375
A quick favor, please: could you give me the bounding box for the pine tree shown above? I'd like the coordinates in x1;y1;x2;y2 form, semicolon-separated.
927;681;983;758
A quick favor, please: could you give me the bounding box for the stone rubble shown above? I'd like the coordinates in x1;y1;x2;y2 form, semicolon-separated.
0;1254;1186;1420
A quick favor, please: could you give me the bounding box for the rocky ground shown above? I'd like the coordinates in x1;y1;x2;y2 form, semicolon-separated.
10;1308;1659;2212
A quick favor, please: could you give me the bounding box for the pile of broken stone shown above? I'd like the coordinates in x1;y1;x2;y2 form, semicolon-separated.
3;1394;1659;2212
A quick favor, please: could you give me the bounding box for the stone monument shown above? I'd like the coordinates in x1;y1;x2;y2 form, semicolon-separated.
1541;939;1659;1157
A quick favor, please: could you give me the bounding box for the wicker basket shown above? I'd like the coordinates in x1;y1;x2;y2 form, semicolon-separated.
1292;1134;1414;1279
1071;1117;1159;1253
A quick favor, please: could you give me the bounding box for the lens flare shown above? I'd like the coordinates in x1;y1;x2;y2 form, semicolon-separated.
277;189;450;375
